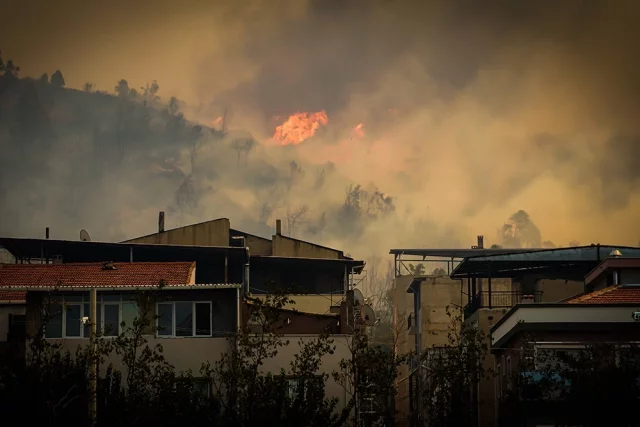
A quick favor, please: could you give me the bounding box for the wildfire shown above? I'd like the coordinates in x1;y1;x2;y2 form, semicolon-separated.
273;111;328;145
352;123;365;138
211;116;223;128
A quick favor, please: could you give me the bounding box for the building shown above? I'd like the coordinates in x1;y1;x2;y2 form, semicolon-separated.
0;260;354;410
122;215;365;314
490;251;640;426
394;243;640;427
390;243;536;427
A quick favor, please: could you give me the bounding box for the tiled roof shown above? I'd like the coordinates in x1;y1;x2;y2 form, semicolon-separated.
0;291;26;301
0;262;195;288
567;285;640;304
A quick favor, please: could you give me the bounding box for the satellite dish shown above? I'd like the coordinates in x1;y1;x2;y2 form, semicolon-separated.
353;289;364;306
362;305;376;327
80;229;91;242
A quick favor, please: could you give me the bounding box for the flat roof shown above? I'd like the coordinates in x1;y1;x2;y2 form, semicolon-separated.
450;245;640;279
584;257;640;286
389;248;538;258
0;237;247;261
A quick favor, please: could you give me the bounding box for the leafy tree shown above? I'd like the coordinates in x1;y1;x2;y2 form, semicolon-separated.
39;73;49;84
408;263;426;275
50;70;65;87
141;80;160;104
1;53;20;77
419;307;488;427
115;79;131;98
167;96;180;115
201;290;342;426
501;341;640;426
333;321;407;426
83;82;95;92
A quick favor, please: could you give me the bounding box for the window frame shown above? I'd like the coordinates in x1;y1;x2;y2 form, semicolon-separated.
44;293;138;339
155;301;213;338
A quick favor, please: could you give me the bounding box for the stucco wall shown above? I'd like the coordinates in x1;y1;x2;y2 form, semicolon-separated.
536;279;584;302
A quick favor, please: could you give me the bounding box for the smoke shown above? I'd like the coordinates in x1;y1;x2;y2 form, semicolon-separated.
2;0;640;258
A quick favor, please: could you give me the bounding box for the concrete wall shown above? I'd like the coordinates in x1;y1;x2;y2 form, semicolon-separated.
393;275;464;426
125;218;230;247
252;294;344;315
466;308;511;427
272;235;342;259
536;279;584;302
0;304;25;342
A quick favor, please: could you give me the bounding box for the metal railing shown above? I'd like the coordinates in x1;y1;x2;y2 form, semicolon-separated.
464;291;543;319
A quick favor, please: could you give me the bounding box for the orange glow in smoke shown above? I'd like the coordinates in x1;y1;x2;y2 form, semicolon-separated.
273;111;329;145
352;123;365;138
211;116;223;128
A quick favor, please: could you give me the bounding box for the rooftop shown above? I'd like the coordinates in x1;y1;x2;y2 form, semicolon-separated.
0;261;195;289
389;248;537;258
0;290;26;302
567;285;640;304
450;245;640;279
584;256;640;286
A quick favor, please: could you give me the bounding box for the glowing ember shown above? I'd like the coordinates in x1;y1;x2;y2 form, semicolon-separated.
273;111;328;145
352;123;365;138
211;116;223;128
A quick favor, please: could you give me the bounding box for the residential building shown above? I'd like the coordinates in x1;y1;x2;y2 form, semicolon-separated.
490;251;640;426
390;243;536;427
394;243;640;427
0;260;354;410
121;215;365;314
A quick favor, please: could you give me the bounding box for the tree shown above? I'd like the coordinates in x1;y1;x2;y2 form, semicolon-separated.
408;263;426;275
39;73;49;84
231;137;256;168
167;96;180;115
501;341;640;426
50;70;65;87
333;321;407;426
83;82;95;92
419;307;489;427
141;80;160;105
115;79;131;98
2;56;20;77
201;290;342;426
285;205;309;238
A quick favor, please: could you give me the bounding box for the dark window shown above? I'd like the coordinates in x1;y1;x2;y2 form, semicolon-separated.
157;303;173;336
195;303;211;336
65;304;82;337
46;303;63;338
175;302;193;337
103;304;120;337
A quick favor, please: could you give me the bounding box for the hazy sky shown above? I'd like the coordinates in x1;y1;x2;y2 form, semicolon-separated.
2;0;640;252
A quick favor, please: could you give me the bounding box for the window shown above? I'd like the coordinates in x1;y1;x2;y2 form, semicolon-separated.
192;378;211;399
44;293;138;339
156;302;212;337
287;377;322;400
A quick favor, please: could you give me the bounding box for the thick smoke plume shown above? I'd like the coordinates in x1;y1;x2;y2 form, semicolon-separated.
1;0;640;260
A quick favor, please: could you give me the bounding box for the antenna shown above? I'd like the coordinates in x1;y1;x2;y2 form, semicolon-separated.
353;288;364;306
80;229;91;242
362;305;376;327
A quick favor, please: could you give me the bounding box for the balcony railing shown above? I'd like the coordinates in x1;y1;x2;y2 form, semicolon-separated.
464;291;543;319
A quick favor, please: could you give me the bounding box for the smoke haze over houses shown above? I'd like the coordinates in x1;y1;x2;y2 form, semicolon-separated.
1;0;640;258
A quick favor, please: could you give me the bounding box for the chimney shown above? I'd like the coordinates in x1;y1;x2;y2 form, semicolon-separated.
477;235;484;249
276;219;282;236
158;211;165;233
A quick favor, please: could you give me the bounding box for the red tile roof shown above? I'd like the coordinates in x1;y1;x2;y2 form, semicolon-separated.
567;285;640;304
0;291;26;302
0;262;195;289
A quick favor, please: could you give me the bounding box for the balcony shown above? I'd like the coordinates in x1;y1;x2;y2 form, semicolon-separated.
464;291;543;319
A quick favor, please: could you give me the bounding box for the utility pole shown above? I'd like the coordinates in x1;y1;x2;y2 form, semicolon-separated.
89;288;98;426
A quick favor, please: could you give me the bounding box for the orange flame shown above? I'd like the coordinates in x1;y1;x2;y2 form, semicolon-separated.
211;116;223;128
352;123;365;138
273;111;328;145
